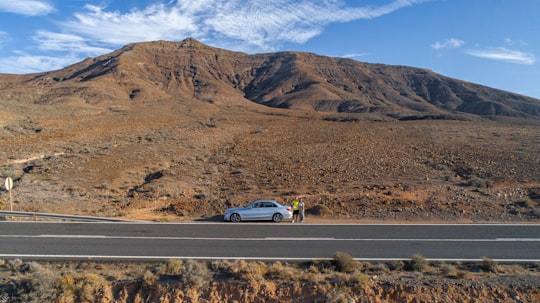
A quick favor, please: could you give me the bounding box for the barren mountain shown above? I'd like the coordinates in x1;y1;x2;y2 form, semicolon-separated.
0;38;539;222
4;38;540;119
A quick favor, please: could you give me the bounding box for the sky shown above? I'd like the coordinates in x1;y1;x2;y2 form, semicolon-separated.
0;0;539;99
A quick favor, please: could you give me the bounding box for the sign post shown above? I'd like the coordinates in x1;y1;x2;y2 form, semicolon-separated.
5;177;13;211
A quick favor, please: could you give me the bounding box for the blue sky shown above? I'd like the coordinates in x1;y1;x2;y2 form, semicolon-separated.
0;0;539;99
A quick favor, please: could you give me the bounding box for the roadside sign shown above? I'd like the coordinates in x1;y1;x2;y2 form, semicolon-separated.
5;177;13;191
5;177;13;211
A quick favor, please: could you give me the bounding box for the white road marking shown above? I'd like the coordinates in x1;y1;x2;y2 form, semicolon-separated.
0;254;538;263
0;235;538;242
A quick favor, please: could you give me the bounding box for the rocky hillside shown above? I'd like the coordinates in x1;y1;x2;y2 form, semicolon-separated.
0;39;539;222
3;38;540;119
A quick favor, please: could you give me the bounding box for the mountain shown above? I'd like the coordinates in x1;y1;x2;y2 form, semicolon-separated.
2;38;539;120
1;38;539;224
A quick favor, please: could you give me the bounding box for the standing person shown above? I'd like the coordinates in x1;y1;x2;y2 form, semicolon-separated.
299;198;305;223
291;197;300;223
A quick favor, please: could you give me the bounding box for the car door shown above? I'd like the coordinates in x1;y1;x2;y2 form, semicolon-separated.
262;202;277;220
242;201;266;220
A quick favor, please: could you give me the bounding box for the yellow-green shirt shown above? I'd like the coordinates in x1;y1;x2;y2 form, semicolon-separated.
292;199;299;210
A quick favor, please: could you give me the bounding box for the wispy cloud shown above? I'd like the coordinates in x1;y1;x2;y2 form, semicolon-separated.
431;38;464;50
467;47;536;65
0;0;54;16
54;0;428;51
34;30;113;55
62;4;199;45
1;0;429;74
338;0;428;21
341;53;368;59
0;30;8;46
0;52;80;74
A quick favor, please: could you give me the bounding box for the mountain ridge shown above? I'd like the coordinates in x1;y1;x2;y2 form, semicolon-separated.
3;38;539;120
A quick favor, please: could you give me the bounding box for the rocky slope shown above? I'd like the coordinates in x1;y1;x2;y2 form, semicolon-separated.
0;38;539;222
3;38;540;119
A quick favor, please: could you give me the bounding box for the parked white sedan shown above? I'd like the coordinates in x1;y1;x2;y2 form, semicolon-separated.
224;199;292;223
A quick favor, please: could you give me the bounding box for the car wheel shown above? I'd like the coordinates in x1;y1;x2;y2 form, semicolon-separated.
230;213;241;222
272;213;283;223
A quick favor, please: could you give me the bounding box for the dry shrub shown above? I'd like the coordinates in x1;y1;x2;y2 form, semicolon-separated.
405;254;429;272
265;261;298;280
209;259;233;273
455;270;470;279
440;264;458;277
324;288;354;303
143;270;158;286
388;260;405;271
480;257;498;273
516;198;537;209
303;265;323;283
182;259;212;288
7;258;23;272
361;262;389;274
333;252;358;273
306;204;333;216
55;274;76;303
9;261;60;303
466;177;493;188
312;260;335;274
229;260;268;284
166;258;184;275
72;273;111;303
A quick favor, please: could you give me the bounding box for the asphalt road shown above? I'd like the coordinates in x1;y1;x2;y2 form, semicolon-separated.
0;222;539;261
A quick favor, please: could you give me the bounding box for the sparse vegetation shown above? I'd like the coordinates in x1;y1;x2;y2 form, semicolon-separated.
182;259;212;288
306;204;333;216
0;258;538;303
466;177;493;188
405;254;429;272
333;252;358;273
480;257;499;273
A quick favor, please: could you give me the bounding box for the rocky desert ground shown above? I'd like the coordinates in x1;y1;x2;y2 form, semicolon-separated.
1;98;539;223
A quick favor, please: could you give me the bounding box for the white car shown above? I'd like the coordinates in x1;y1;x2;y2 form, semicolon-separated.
224;199;293;223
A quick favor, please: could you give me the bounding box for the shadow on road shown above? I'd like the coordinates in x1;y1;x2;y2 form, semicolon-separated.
194;215;224;222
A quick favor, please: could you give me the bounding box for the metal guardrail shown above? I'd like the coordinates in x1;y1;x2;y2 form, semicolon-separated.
0;211;136;222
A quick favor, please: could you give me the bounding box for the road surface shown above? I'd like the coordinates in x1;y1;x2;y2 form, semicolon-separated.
0;222;538;261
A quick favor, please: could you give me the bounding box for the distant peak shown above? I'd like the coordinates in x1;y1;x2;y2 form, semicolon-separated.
179;37;205;47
